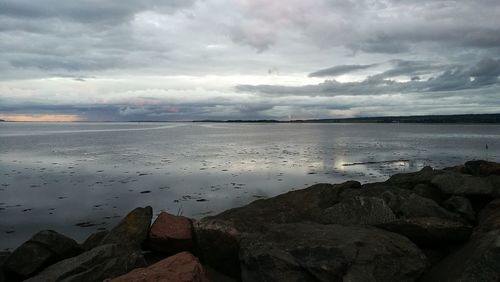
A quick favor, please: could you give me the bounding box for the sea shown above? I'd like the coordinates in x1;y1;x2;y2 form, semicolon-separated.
1;122;499;250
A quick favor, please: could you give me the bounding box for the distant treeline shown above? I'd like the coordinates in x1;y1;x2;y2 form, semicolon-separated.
193;113;500;124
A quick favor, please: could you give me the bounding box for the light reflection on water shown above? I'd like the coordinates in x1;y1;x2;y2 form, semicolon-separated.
0;122;499;250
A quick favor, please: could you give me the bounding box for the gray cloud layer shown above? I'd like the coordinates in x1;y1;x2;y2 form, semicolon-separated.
309;64;378;77
238;58;500;97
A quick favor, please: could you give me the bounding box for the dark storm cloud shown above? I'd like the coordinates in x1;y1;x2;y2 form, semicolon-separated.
309;64;378;77
237;58;500;97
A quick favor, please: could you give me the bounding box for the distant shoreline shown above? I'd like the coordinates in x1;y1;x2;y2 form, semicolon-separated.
2;113;500;124
194;113;500;124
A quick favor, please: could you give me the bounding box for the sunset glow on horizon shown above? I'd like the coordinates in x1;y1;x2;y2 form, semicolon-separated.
0;114;82;122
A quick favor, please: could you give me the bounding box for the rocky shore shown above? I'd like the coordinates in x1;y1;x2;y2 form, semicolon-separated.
1;160;500;281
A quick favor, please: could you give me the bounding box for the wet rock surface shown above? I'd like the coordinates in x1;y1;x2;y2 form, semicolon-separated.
6;160;500;282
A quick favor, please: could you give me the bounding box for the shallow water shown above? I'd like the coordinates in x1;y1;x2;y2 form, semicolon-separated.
1;122;499;250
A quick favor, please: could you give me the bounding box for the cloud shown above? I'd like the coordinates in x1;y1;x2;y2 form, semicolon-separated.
1;0;500;120
237;58;500;97
309;64;378;77
230;24;276;52
0;0;195;24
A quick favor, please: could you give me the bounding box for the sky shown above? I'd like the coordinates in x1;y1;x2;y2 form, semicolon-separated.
0;0;499;121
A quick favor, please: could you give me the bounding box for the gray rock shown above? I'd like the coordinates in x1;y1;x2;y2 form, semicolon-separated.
385;166;444;189
239;223;427;282
25;244;145;282
194;219;241;279
0;251;9;267
413;183;443;204
355;185;462;221
101;206;152;247
464;160;500;176
81;231;109;251
4;230;81;278
477;198;500;232
421;230;500;282
376;217;472;246
0;252;9;282
443;196;476;222
323;196;397;225
431;171;498;196
195;182;459;278
206;181;361;231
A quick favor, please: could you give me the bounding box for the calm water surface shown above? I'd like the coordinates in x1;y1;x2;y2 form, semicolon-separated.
1;122;499;249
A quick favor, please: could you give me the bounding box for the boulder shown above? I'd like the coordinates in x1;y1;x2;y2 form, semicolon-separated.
464;160;500;176
147;212;194;255
194;182;459;278
210;181;458;230
194;181;361;278
0;252;9;282
101;206;153;247
355;185;462;221
205;266;237;282
385;166;444;189
477;198;500;232
205;181;360;231
376;217;472;246
421;230;500;281
239;223;427;282
413;183;443;204
106;251;209;282
443;196;476;222
24;244;145;282
322;196;396;225
0;252;9;267
4;230;81;278
194;219;241;279
431;172;498;196
443;164;466;174
81;230;109;251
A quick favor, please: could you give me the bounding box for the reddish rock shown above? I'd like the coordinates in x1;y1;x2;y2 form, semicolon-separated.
148;212;194;255
106;252;209;282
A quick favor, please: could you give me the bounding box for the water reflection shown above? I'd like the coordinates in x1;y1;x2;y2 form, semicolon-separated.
0;122;499;250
